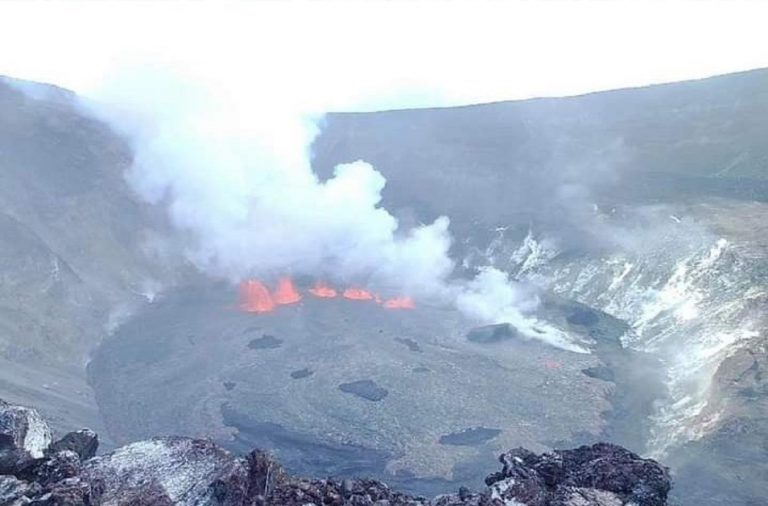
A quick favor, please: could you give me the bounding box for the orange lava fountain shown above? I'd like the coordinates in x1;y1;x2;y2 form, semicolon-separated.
239;280;276;313
238;277;416;314
308;281;338;298
342;288;375;301
382;296;416;309
273;277;302;305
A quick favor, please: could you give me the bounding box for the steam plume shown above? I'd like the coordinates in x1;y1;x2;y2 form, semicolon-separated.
86;68;583;352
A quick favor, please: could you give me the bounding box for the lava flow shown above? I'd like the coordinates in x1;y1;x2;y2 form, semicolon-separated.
273;277;302;305
239;280;276;313
342;288;375;301
308;280;337;298
382;296;416;309
239;278;415;313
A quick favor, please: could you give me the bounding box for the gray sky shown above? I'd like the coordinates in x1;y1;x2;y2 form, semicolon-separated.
0;0;767;108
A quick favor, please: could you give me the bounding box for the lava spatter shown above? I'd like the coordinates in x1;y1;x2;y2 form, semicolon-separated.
308;281;338;298
342;288;375;301
239;280;276;313
273;277;302;305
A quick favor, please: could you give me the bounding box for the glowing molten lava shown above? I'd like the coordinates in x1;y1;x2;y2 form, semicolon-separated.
239;280;276;313
343;288;375;301
273;277;302;305
238;277;416;314
383;296;416;310
308;281;338;298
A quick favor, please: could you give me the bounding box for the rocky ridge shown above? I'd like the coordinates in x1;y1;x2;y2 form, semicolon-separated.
0;399;670;506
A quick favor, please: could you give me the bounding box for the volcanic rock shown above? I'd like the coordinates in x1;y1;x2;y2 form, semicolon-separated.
81;437;251;505
289;368;314;379
484;443;670;506
19;450;81;486
0;474;32;505
0;399;101;505
0;399;52;459
35;476;102;506
247;335;283;350
48;429;99;460
338;379;389;401
0;449;31;476
0;398;672;505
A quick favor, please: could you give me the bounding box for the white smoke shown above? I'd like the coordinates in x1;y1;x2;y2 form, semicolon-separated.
82;64;581;351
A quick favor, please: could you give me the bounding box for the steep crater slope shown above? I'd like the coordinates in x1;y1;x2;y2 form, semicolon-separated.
0;77;177;437
312;69;768;505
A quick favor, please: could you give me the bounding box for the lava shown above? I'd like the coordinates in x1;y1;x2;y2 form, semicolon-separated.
382;296;416;309
239;278;414;314
239;280;276;313
308;280;338;298
273;277;302;305
342;288;375;301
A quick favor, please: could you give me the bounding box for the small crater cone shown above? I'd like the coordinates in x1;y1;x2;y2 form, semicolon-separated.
273;277;302;305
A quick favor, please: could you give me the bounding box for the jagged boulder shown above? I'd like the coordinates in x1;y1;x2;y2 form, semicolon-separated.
243;449;288;501
48;429;99;461
18;450;81;486
0;448;31;476
0;399;52;459
27;476;101;506
0;399;53;477
485;444;670;506
81;437;250;505
0;399;102;505
0;474;34;505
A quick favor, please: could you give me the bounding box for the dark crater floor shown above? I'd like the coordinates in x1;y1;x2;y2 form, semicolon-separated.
439;427;503;446
87;281;666;496
248;334;283;349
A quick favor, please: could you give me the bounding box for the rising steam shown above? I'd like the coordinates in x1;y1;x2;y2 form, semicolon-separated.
84;68;583;352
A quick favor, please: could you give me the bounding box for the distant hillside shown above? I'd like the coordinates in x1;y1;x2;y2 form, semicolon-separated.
314;68;768;236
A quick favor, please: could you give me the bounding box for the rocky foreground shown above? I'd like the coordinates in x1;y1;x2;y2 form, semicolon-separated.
0;399;670;505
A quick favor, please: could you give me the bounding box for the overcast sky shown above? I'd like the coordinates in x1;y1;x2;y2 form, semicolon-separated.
0;0;767;110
